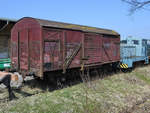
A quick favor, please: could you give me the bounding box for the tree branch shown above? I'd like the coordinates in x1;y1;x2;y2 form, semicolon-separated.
122;0;150;14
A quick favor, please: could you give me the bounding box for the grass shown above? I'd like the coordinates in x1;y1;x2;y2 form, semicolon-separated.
134;72;150;84
1;65;150;113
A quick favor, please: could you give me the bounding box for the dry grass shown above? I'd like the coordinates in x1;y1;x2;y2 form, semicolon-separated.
1;65;150;113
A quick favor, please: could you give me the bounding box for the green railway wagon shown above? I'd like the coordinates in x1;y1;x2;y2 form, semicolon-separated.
0;58;11;70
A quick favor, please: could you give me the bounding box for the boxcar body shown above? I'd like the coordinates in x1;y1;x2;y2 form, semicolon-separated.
11;17;120;78
120;37;149;68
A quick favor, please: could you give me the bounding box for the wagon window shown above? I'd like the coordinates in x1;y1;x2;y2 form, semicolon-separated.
0;51;9;59
142;40;147;46
121;40;127;44
0;36;9;59
103;43;110;49
147;40;150;45
132;40;139;45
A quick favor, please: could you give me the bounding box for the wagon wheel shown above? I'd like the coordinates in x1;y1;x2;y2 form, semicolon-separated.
121;68;132;73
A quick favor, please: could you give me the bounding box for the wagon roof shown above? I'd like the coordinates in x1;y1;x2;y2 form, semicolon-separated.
31;18;119;36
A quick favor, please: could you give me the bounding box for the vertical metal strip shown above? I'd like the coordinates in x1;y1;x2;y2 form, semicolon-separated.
81;33;85;71
82;33;85;59
27;29;30;72
102;35;104;62
17;31;20;71
40;29;43;78
63;30;66;73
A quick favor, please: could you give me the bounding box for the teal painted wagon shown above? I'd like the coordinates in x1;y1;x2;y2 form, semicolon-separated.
120;37;149;69
0;58;11;70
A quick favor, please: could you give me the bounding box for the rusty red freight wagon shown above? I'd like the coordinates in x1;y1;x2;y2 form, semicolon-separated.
11;17;120;78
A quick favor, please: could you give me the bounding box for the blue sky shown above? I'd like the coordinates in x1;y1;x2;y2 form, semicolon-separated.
1;0;150;39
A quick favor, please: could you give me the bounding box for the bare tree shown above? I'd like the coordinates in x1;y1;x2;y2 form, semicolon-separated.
122;0;150;14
